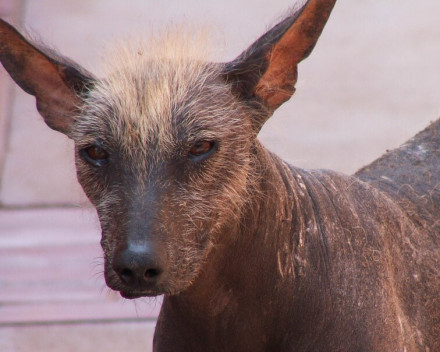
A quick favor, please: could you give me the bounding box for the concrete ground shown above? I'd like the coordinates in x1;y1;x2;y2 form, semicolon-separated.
0;0;439;351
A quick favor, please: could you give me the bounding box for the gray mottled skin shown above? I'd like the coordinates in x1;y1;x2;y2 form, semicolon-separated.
357;119;440;235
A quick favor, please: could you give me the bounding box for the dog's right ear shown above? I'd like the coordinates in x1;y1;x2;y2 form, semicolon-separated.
222;0;336;131
0;19;94;137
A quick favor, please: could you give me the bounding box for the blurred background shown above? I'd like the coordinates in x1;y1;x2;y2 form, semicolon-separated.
0;0;439;351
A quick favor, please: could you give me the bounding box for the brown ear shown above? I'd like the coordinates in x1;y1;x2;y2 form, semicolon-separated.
223;0;336;129
0;19;94;136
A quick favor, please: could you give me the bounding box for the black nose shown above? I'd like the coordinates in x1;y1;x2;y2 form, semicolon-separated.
112;243;164;288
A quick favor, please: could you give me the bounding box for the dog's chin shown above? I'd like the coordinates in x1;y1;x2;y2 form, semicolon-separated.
117;280;194;299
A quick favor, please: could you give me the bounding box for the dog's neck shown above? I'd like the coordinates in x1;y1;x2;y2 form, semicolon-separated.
155;145;332;350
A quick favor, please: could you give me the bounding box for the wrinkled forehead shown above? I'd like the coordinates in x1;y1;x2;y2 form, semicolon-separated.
74;56;238;159
72;31;249;162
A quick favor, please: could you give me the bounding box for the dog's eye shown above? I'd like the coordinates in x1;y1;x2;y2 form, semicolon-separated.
189;141;215;160
81;145;109;166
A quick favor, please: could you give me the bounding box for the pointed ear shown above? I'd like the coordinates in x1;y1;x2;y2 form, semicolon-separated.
0;19;94;136
222;0;336;130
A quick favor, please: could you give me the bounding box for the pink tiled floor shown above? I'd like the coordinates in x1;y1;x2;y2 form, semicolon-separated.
0;321;156;352
0;208;158;351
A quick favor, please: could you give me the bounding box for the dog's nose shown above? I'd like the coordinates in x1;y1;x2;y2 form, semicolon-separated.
112;243;164;287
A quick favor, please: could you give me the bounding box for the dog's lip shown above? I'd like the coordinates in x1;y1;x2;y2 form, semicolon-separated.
119;289;161;299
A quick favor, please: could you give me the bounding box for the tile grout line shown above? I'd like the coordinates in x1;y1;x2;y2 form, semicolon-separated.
0;317;157;328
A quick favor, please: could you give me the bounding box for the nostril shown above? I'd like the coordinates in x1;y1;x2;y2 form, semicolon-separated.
144;268;162;279
119;268;135;284
114;262;163;284
116;266;162;284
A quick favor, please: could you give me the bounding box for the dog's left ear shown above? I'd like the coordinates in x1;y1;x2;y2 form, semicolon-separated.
223;0;336;130
0;19;94;137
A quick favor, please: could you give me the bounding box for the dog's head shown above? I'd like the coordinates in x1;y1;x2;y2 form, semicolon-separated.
75;41;256;297
0;0;335;298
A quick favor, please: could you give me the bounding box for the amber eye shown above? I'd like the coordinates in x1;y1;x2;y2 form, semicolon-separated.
189;141;215;160
81;145;109;166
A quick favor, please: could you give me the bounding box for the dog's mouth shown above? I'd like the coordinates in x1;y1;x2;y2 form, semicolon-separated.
108;280;165;299
119;289;159;299
104;269;166;299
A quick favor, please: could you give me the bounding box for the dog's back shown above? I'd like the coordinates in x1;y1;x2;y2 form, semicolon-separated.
356;119;440;348
357;119;440;233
